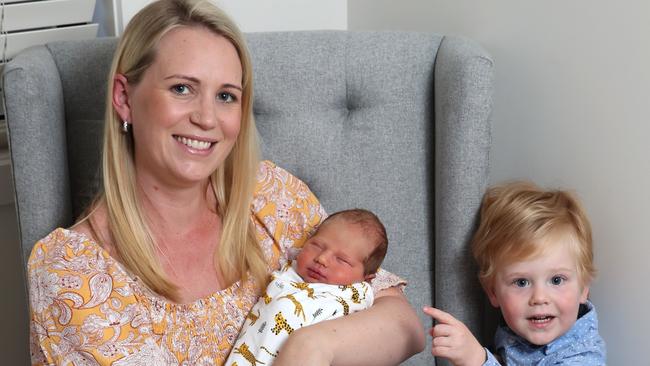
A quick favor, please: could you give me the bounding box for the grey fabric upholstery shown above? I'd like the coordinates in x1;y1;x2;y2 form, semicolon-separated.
4;31;493;365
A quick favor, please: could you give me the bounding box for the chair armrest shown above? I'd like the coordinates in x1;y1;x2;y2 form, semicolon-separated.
4;45;73;267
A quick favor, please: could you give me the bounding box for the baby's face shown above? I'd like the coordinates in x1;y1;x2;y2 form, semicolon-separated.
296;219;375;285
485;238;589;346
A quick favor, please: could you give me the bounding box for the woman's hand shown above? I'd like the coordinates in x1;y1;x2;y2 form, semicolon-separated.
275;287;425;366
423;306;486;366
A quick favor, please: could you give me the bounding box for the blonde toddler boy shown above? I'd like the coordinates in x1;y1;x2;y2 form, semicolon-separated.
424;181;606;365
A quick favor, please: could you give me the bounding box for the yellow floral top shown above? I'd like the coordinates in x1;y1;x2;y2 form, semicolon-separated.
29;161;403;365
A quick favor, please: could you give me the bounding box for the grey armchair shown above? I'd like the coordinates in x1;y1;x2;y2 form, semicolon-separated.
4;31;493;365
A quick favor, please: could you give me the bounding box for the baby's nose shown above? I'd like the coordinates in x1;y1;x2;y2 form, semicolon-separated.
315;252;330;266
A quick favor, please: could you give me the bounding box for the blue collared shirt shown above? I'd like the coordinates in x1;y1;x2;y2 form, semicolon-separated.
483;301;606;365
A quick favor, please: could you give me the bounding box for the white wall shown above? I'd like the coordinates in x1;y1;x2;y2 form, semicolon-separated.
114;0;346;34
349;1;649;363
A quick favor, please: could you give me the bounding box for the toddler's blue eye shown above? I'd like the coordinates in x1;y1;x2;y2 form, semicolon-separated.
513;278;529;288
551;276;564;285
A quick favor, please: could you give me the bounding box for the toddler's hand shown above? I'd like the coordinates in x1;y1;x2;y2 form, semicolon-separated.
423;306;486;366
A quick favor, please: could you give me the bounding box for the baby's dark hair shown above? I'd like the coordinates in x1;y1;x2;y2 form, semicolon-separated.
319;209;388;275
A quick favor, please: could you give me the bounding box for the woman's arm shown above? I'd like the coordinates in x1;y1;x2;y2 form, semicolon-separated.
274;286;426;366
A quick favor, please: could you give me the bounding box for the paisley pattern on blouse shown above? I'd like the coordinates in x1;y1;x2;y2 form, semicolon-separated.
29;161;404;365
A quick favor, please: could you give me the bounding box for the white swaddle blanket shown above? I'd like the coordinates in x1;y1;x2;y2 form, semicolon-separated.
225;261;374;366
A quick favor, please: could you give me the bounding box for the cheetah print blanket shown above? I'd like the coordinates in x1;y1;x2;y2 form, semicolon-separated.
224;262;373;365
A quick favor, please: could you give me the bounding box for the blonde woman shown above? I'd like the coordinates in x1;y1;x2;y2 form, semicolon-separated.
27;0;424;365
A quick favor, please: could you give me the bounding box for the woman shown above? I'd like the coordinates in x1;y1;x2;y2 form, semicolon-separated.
28;0;424;364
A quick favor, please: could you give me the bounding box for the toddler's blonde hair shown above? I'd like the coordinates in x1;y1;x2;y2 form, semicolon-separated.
471;181;595;289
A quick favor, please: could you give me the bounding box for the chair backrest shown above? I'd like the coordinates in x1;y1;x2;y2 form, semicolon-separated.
4;31;493;365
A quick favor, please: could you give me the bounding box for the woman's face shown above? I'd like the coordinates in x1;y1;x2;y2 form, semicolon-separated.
115;26;243;188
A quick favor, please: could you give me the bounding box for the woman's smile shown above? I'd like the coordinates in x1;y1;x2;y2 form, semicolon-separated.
173;135;217;154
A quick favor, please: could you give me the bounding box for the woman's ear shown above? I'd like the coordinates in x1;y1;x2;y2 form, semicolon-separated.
112;73;131;122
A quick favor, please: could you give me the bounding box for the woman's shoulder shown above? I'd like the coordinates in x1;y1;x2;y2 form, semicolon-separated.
253;160;322;212
251;161;326;264
29;228;98;265
255;160;305;191
28;227;120;282
28;227;138;314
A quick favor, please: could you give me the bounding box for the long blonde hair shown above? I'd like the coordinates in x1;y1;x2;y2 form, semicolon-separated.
92;0;265;300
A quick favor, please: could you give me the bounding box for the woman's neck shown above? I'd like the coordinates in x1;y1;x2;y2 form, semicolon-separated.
136;173;217;234
136;173;224;299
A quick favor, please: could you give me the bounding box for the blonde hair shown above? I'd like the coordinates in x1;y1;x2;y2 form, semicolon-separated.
89;0;264;300
471;181;595;289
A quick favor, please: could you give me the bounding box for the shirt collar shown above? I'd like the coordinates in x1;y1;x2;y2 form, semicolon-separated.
544;300;598;354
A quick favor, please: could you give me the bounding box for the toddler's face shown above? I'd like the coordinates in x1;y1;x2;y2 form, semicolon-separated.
485;237;589;346
296;219;375;285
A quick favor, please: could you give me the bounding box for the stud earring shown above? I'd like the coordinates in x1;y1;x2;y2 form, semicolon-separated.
121;120;130;133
